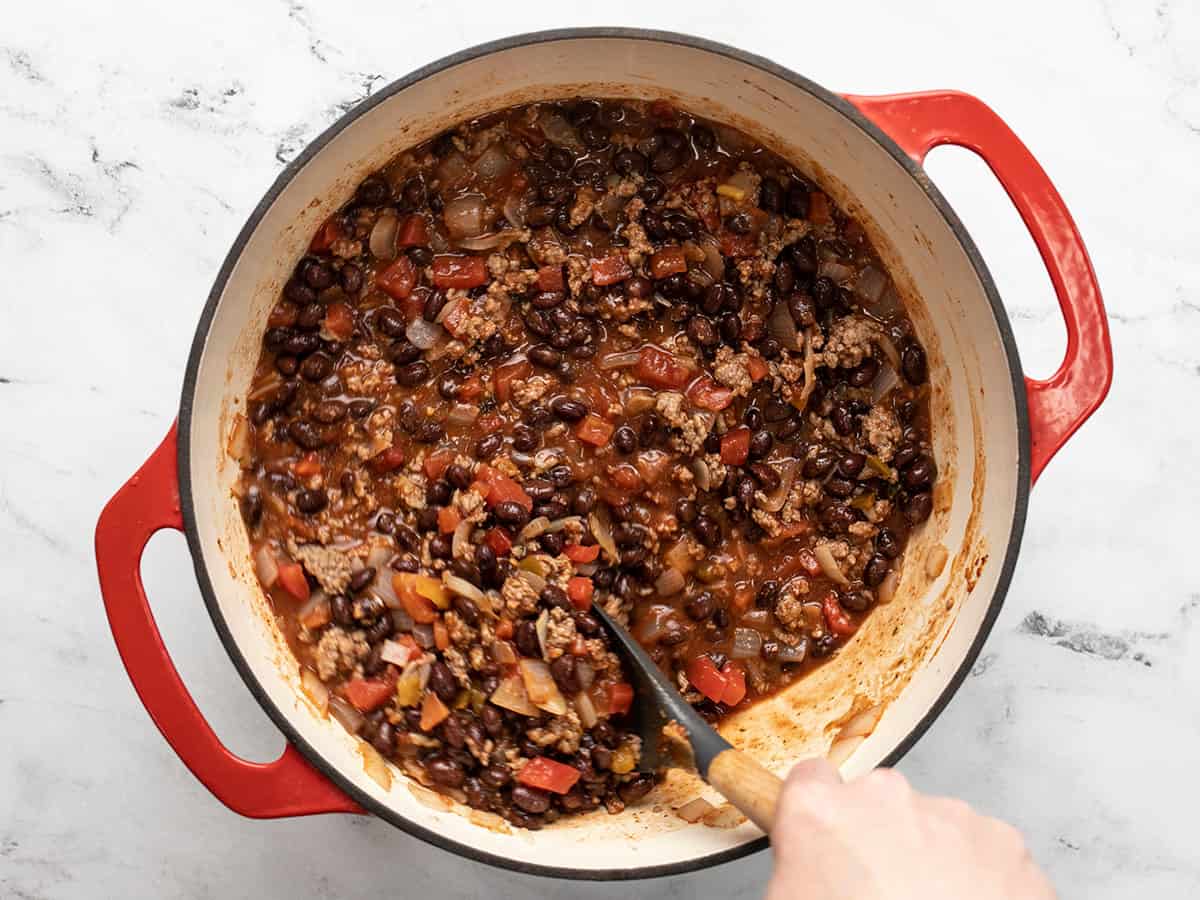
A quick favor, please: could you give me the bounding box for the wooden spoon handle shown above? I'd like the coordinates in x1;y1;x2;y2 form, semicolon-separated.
705;747;784;833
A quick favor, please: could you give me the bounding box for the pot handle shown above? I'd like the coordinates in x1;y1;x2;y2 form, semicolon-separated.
845;91;1112;483
95;423;362;818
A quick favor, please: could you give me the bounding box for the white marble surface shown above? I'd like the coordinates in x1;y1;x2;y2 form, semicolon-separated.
2;1;1197;897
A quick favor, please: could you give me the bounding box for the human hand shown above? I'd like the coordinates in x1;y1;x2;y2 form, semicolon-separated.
765;760;1055;899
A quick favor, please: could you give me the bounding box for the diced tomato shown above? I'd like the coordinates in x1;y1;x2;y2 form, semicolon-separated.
570;635;588;657
719;232;758;258
394;573;437;624
344;677;394;713
648;245;687;280
431;255;488;289
275;561;310;601
494;360;532;405
441;297;469;338
433;620;450;651
474;465;533;512
419;692;451;731
321;301;355;341
686;656;729;704
685;375;734;412
608;682;634;716
564;543;600;564
607;463;644;493
377;255;418;300
797;549;822;578
396;213;429;248
823;592;857;636
485;527;513;557
574;413;614;447
459;375;484;402
517;756;582;795
747;355;770;382
292;452;321;477
590;255;634;286
537;264;565;292
720;427;752;465
635;345;692;390
566;576;594;611
370;445;406;474
309;216;342;252
423;449;456;480
495;617;515;640
719;662;747;706
437;506;461;534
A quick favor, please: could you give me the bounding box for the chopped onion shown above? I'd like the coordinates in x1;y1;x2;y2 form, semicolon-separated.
451;518;473;560
655;567;686;597
229;414;251;467
588;509;618;562
598;350;642;370
740;609;771;628
663;538;697;574
535;609;550;660
675;797;715;823
254;545;279;588
516;568;546;593
369;211;399;260
370;567;401;610
247;372;282;402
537;108;582;150
444;573;485;605
876;332;902;372
409;782;453;810
447;403;479;427
474;143;513;181
818;259;853;283
443;194;487;239
492;640;518;666
457;231;523;252
839;705;883;741
596;191;626;229
730;627;763;659
412;623;435;649
300;668;329;713
519;659;567;715
329;695;364;734
490;673;539;716
361;742;393;790
435;150;470;189
390;608;414;632
692;458;712;492
877;570;900;605
297;590;331;629
814;544;850;586
776;638;809;664
762;459;798;512
380;639;414;666
575;660;595;690
767;303;801;351
518;516;552;542
624;389;657;414
855;265;889;303
574;690;599;728
793;328;817;413
503;191;529;228
870;363;901;403
544;516;581;534
405;316;443;350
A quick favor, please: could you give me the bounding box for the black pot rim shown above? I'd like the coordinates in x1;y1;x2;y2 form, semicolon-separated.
177;26;1031;882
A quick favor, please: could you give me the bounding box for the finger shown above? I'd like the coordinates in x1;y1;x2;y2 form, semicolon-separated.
784;756;843;789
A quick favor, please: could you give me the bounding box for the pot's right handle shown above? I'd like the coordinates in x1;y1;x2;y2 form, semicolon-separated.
845;91;1113;483
95;424;362;818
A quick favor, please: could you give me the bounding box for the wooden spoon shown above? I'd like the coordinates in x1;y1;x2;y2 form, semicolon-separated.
591;603;784;832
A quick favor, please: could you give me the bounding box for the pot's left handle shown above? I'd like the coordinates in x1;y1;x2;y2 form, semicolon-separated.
95;423;363;818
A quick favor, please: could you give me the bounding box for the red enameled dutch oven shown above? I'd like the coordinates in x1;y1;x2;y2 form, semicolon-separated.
95;29;1111;880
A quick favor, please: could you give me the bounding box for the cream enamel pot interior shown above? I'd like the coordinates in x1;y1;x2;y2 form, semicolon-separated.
95;29;1112;880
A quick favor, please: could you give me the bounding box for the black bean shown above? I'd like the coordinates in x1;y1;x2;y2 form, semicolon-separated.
786;183;811;219
727;212;753;234
749;430;773;460
429;661;459;703
550;396;587;421
675;498;698;525
364;614;393;643
445;463;473;490
547;146;575;172
760;640;781;661
572;488;596;516
573;610;600;636
863;554;891;588
759;178;783;213
526;204;556;228
512;784;551;814
613;148;647;176
475;433;503;459
407;245;433;266
513;620;540;658
735;476;757;509
876;528;901;559
901;342;928;385
848;358;879;388
287;421;326;450
387;340;420;365
426;480;451;507
837;452;866;478
550;655;581;694
619;775;655;805
789;236;818;275
903;456;936;489
825;477;855;499
548;465;574;488
339;263;363;294
749;462;781;492
718;312;742;344
426;756;465;788
694;514;721;548
294;302;323;332
356;175;390;207
821;502;857;533
580;122;610;150
905;491;933;525
395;361;431;387
283;331;321;358
284;278;316;306
831;404;855;436
528;344;562;368
481;760;511;788
512;423;539;452
650;147;681;173
441;713;467;749
273;354;299;376
534;501;568;521
493;500;528;528
686;315;718;349
299;257;335;291
294;488;326;514
422;290;448;323
841;589;873;613
298;352;331;382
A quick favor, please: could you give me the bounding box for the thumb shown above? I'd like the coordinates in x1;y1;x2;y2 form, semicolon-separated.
784;756;842;790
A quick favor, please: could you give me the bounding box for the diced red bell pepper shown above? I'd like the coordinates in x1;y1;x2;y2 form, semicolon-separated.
377;256;418;300
485;527;513;557
323;302;355;341
567;576;594;611
537;264;565;292
431;255;488;289
563;543;600;564
823;592;857;637
433;620;450;651
686;656;729;704
494;360;532;405
394;573;437;624
370;445;406;474
437;506;461;534
686;375;734;412
344;677;395;712
574;413;615;447
648;245;687;280
474;465;533;512
720;427;752;465
495;617;515;640
423;449;456;480
309;216;342;252
396;214;429;248
719;662;747;706
419;692;451;731
747;355;770;382
608;682;634;716
590;255;634;286
635;345;692;390
276;561;310;601
517;756;583;795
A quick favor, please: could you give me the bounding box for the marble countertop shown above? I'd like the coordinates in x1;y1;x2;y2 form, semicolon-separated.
2;0;1197;897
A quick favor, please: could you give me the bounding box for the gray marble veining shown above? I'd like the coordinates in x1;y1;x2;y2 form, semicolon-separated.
2;1;1197;897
